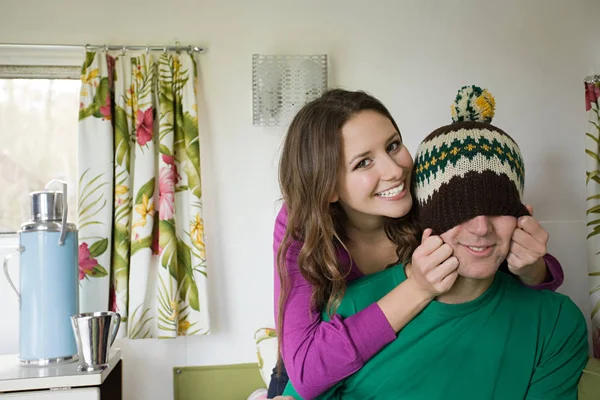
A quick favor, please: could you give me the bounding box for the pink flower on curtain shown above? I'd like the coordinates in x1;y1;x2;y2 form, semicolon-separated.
159;165;175;220
586;82;600;111
162;154;181;185
136;108;153;146
78;243;98;280
99;94;111;121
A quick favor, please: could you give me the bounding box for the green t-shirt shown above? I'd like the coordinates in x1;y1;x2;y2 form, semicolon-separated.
283;264;588;400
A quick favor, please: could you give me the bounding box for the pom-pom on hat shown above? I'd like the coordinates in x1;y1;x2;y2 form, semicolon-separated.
413;85;529;235
451;85;496;123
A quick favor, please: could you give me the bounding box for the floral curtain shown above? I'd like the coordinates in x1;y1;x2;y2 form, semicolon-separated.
585;75;600;357
77;50;209;338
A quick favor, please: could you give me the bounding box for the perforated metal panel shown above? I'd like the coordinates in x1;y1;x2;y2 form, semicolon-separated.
252;54;327;126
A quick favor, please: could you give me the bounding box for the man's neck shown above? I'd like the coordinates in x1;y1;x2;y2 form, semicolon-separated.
436;275;496;304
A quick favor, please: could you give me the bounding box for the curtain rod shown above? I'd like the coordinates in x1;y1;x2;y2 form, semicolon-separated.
0;43;205;53
585;75;600;84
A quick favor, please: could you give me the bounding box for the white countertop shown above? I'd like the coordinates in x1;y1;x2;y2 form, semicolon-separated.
0;348;121;393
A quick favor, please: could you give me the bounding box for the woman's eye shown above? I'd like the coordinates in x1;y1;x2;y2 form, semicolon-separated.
356;159;372;169
387;141;401;153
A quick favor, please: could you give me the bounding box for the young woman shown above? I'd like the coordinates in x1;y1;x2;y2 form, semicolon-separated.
270;89;562;399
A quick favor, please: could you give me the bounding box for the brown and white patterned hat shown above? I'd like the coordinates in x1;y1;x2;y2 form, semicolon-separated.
413;85;529;235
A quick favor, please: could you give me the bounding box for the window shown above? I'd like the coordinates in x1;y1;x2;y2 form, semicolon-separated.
0;65;80;233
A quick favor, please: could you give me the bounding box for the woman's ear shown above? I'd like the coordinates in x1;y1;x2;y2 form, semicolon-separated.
329;192;339;203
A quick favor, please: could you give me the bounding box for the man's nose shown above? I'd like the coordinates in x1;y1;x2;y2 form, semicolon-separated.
465;215;492;236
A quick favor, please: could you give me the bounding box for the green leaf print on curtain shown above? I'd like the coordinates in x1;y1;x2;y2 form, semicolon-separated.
78;53;114;313
154;53;208;337
78;50;210;339
585;76;600;358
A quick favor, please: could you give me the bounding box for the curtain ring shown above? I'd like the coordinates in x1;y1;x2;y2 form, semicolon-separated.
84;44;90;52
146;46;150;55
121;45;126;56
163;46;167;54
103;44;108;52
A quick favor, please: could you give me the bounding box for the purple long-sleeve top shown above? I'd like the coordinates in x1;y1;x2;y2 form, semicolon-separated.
273;205;564;399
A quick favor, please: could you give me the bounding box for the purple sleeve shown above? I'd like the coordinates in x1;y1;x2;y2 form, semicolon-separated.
273;205;396;399
526;253;564;292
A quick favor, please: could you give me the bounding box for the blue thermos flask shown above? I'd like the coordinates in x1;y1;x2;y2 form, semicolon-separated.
3;179;79;365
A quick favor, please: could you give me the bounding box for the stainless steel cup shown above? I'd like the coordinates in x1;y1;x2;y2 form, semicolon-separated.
71;311;121;372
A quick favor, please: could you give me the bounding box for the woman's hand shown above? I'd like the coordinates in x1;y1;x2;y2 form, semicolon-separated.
408;228;459;298
507;205;549;285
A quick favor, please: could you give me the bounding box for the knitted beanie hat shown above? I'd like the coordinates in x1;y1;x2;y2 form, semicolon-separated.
413;85;529;235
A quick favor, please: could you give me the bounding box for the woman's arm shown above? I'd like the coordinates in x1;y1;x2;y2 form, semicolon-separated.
520;254;564;291
274;205;396;399
274;208;457;399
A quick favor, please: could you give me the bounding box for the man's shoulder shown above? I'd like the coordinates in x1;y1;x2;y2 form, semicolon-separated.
499;271;569;303
498;272;586;330
337;264;405;314
347;264;404;292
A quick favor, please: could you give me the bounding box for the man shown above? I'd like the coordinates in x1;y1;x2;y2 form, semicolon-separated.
283;85;588;399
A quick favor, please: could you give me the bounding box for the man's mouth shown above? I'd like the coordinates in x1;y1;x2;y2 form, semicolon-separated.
463;244;495;257
467;246;489;252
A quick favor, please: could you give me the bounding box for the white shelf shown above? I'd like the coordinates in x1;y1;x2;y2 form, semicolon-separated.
0;349;120;393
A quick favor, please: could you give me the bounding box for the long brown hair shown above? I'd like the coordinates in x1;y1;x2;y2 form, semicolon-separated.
276;89;420;355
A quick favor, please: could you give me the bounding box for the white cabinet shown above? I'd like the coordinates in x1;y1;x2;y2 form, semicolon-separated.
0;387;100;399
0;349;121;399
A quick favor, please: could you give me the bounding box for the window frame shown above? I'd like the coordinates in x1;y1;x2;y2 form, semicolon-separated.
0;65;80;79
0;47;83;237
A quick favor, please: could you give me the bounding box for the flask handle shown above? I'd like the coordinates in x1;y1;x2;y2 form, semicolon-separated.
3;247;24;304
45;179;68;246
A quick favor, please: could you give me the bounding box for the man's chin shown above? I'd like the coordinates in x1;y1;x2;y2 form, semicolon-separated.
458;264;500;280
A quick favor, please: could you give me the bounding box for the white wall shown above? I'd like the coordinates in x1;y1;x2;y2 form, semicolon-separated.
1;0;600;399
